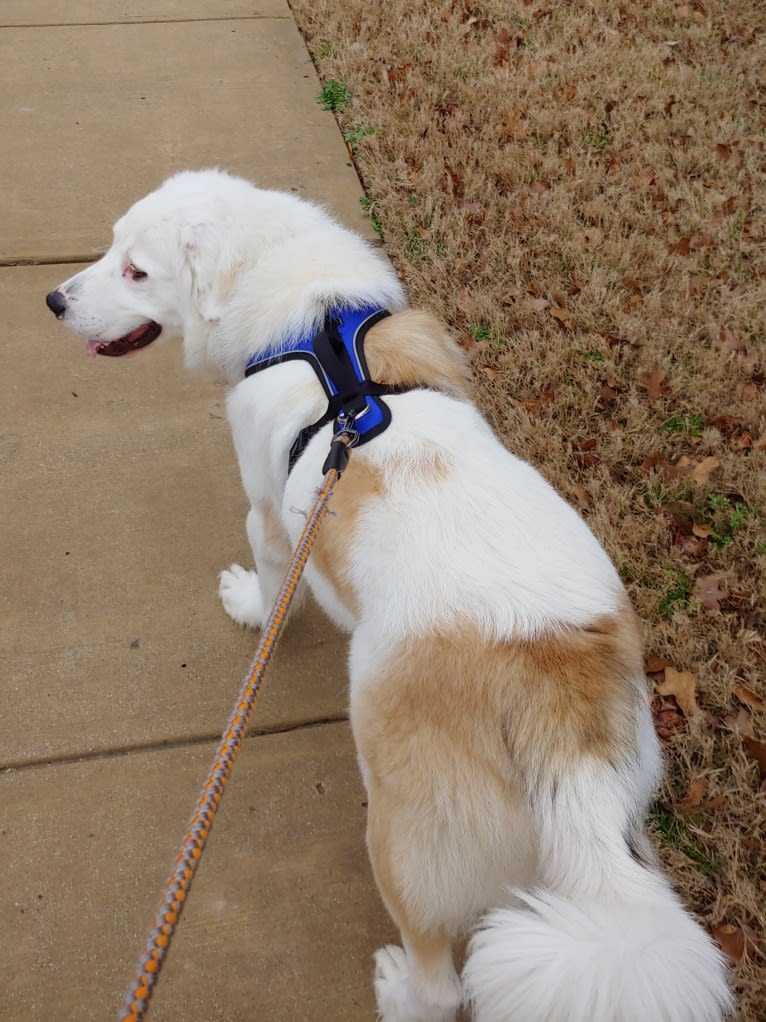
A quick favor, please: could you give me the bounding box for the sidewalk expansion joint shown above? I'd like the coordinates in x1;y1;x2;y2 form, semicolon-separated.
1;16;288;30
1;713;349;774
0;255;100;268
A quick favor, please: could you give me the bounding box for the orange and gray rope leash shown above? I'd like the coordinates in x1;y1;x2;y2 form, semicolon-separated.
118;429;354;1022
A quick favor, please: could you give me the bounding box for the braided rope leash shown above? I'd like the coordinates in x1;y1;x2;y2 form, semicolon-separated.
118;432;353;1022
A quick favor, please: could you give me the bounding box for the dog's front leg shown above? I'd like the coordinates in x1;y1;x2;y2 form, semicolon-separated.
219;502;302;628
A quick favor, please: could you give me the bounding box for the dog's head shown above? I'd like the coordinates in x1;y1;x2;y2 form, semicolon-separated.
45;169;248;362
47;169;406;378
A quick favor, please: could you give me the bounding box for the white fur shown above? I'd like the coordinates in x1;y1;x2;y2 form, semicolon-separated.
50;170;732;1022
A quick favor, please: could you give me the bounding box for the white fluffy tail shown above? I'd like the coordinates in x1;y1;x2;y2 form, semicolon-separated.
464;885;732;1022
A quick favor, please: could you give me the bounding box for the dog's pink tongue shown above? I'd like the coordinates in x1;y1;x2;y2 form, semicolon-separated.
86;339;102;357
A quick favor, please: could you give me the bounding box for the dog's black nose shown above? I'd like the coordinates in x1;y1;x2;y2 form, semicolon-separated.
46;290;67;318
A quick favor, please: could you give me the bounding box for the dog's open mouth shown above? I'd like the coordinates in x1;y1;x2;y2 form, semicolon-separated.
86;320;162;358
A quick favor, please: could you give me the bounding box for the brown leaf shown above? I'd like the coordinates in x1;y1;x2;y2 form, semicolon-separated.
725;707;757;739
712;922;759;964
713;143;732;161
743;735;766;780
661;455;696;481
733;682;766;712
480;365;500;381
646;654;672;674
689;456;721;484
692;573;726;610
657;667;698;717
549;305;572;326
522;388;555;417
678;776;707;810
692;522;713;538
636;365;669;401
651;695;686;742
597;386;619;411
572;438;598;452
675;532;708;558
669;236;692;256
732;430;754;451
622;275;643;294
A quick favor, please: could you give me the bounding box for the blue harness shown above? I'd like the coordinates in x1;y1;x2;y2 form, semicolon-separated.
244;307;410;473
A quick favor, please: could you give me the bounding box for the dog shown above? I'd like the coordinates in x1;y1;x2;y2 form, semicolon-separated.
47;169;731;1022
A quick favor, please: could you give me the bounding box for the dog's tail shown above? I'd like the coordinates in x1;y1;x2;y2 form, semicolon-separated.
463;768;732;1022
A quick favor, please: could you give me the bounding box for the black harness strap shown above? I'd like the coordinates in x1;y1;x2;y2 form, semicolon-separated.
245;308;416;473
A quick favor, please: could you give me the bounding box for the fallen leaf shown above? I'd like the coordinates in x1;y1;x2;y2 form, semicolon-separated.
712;922;759;964
636;365;669;401
689;456;721;484
651;695;686;742
676;532;708;558
743;735;766;780
480;365;500;381
669;236;692;256
733;682;766;712
549;305;572;326
725;707;757;739
692;522;713;538
732;430;754;451
712;415;743;437
622;275;643;294
678;776;707;809
657;667;698;717
522;388;555;416
646;654;672;674
661;454;697;481
713;143;732;161
692;573;726;610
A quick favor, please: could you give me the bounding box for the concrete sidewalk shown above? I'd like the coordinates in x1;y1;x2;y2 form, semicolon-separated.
1;4;391;1019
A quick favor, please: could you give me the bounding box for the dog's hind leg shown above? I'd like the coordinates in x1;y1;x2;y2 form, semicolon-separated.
367;787;463;1022
219;502;305;628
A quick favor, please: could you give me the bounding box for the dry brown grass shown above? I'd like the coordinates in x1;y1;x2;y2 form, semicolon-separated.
290;0;765;1016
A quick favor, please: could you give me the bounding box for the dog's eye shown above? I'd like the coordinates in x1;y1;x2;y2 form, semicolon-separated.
124;263;147;281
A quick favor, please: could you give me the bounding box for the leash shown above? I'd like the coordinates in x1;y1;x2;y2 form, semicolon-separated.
118;429;354;1022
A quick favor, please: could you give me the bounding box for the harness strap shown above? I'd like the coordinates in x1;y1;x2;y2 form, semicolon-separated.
244;307;412;472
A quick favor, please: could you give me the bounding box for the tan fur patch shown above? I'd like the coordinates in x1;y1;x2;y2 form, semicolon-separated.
353;605;644;797
308;458;383;618
364;309;472;398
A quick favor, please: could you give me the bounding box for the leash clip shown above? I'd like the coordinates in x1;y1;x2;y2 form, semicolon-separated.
322;415;357;476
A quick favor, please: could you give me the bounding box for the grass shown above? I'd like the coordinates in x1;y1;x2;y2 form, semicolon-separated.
316;78;350;111
661;413;706;438
650;803;721;879
657;570;692;619
291;1;766;1015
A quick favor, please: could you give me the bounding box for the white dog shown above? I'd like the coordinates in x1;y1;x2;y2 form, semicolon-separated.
47;170;731;1022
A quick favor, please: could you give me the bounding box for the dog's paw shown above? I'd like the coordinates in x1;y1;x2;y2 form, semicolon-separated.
218;564;264;628
374;946;460;1022
375;947;412;1022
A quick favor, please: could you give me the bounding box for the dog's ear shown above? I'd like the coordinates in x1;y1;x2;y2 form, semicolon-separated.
181;222;239;323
